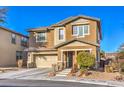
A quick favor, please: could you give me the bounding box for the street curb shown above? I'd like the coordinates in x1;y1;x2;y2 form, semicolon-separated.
8;77;124;87
38;78;118;87
0;77;124;87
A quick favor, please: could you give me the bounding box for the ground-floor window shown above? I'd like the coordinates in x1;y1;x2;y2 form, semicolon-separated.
16;51;23;60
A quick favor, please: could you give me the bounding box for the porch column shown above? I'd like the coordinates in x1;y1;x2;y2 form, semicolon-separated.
27;52;34;68
61;51;63;63
73;51;77;67
63;51;66;68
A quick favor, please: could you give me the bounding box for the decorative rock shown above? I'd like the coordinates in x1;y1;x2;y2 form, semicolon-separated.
17;60;23;68
48;72;56;77
115;73;123;81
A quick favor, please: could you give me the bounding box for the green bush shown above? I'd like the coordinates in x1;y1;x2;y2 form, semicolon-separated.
77;52;95;70
120;62;124;68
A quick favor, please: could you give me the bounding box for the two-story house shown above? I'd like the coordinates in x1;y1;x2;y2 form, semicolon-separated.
27;15;102;68
0;26;28;67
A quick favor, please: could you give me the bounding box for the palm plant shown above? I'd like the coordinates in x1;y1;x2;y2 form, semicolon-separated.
0;8;7;23
100;50;105;58
117;43;124;59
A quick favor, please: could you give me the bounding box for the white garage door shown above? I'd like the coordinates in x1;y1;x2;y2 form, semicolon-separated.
35;54;57;68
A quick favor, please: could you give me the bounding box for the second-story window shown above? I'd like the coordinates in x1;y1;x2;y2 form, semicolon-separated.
72;26;78;36
72;24;89;37
11;33;16;44
59;29;64;40
84;25;89;35
21;37;28;47
36;32;46;42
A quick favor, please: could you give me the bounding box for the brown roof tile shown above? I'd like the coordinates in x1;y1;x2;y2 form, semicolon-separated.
27;15;102;39
52;15;100;27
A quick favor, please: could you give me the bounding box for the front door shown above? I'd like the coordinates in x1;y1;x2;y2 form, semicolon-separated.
66;51;73;68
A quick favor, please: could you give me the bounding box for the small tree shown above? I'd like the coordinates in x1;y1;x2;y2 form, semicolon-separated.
100;50;105;58
0;8;7;23
118;50;124;59
117;43;124;59
77;52;95;71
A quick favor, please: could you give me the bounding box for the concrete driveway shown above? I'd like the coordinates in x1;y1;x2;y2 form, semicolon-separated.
0;68;51;79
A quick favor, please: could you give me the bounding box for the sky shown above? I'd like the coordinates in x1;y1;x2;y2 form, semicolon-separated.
0;6;124;52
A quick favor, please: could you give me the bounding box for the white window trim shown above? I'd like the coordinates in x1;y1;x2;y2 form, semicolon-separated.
36;32;47;43
12;33;16;39
58;29;65;40
72;24;90;37
21;37;27;41
58;29;65;41
72;25;85;37
72;26;78;36
11;33;16;44
84;25;90;35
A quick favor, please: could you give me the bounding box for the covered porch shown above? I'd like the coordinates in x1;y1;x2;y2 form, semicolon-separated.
60;49;92;69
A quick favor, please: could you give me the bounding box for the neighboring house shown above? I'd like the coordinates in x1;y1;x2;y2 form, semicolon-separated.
106;52;124;63
105;53;118;59
0;26;28;67
27;15;102;68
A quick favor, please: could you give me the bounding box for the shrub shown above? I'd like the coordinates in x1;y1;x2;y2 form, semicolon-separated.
115;74;123;81
118;50;124;59
77;51;95;70
120;62;124;72
120;62;124;69
72;64;78;73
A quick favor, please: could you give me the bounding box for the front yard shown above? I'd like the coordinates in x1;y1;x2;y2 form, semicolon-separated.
0;67;19;73
78;71;120;81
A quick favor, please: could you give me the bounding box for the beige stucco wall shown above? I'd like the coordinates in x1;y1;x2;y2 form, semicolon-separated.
0;28;26;67
65;18;98;44
57;41;97;61
53;18;98;47
29;18;100;49
28;17;101;68
54;27;66;46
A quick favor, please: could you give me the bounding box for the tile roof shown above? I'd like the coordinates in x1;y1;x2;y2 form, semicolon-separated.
28;15;100;31
28;15;102;39
28;26;54;32
52;15;100;27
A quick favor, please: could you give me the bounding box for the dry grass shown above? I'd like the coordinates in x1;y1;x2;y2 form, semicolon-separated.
0;67;19;73
81;71;120;81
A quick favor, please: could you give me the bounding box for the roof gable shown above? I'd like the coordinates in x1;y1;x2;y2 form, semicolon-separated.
60;41;89;47
28;15;102;40
52;15;102;40
54;38;99;49
52;15;100;27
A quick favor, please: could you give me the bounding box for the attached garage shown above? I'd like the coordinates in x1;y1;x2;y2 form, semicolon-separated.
35;54;57;68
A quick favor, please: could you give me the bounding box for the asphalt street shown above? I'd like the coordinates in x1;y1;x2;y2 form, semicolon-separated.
0;79;109;87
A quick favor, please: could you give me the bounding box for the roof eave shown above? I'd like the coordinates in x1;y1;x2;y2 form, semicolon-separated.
0;26;28;38
54;39;99;49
